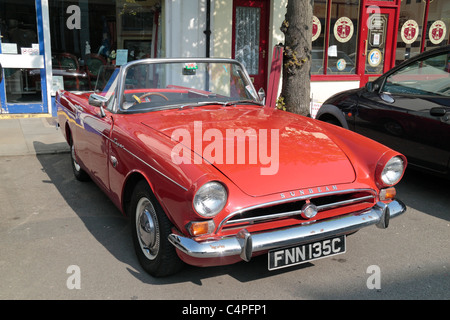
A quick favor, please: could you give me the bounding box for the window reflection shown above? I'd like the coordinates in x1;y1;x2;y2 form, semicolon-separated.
396;0;425;65
327;0;359;75
4;68;42;104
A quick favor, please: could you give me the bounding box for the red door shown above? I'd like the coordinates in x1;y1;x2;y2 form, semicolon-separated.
358;7;397;86
232;0;270;92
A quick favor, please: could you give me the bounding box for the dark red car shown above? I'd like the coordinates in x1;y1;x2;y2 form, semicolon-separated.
57;58;407;277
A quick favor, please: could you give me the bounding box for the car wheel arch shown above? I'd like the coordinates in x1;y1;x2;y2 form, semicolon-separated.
122;171;156;217
316;104;349;129
65;122;72;145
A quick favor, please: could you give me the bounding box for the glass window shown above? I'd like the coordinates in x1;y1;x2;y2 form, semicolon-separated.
396;0;425;65
311;0;327;74
326;0;359;75
384;52;450;98
235;6;260;75
0;0;43;104
424;1;450;51
48;0;161;93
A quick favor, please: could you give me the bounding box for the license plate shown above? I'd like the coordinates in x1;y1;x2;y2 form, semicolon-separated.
268;235;346;271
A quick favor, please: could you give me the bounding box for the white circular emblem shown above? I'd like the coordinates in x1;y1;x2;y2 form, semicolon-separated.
429;20;447;45
312;16;321;42
368;49;382;67
334;17;354;43
336;58;346;71
401;20;419;44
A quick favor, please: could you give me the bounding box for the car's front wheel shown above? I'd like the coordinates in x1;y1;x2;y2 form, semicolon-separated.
70;140;90;182
130;180;184;277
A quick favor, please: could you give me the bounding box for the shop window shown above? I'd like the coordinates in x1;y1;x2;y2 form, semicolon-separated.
0;1;43;105
424;1;450;51
396;0;425;65
312;0;360;75
326;0;359;75
48;0;161;93
311;0;327;74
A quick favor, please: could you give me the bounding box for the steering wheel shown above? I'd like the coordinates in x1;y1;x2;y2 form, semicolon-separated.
133;92;169;104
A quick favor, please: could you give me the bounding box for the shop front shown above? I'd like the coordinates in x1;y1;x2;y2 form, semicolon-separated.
0;0;161;116
0;0;51;115
1;0;449;116
310;0;450;112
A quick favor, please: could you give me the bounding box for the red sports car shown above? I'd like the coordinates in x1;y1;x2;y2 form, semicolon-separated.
56;58;407;277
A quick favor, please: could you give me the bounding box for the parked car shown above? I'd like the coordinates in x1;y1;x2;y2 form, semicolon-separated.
316;45;450;178
57;58;407;277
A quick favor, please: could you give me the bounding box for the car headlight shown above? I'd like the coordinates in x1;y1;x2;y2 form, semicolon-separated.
381;156;405;186
193;182;227;217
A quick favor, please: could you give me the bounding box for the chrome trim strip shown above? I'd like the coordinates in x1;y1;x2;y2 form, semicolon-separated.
316;195;375;211
122;146;189;192
168;200;406;260
217;189;376;231
90;126;189;192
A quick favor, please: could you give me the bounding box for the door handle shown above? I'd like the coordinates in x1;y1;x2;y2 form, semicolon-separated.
362;40;368;57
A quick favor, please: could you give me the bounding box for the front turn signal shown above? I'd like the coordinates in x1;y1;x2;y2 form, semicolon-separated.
380;187;396;201
187;220;215;236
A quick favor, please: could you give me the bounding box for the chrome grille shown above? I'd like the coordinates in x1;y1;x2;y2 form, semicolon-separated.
219;189;376;230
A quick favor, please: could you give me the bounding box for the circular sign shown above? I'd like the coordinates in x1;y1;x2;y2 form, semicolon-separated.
334;17;354;43
401;20;419;44
336;59;347;71
368;49;382;67
429;20;447;45
312;16;321;42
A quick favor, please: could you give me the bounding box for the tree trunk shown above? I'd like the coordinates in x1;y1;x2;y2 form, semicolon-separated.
280;0;312;116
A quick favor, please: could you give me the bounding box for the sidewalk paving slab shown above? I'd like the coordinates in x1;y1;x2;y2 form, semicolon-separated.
0;117;70;157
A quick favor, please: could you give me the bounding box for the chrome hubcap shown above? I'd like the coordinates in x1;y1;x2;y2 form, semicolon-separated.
136;197;160;260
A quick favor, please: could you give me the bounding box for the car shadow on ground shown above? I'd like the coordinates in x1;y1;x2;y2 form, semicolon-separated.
396;168;450;222
34;146;316;285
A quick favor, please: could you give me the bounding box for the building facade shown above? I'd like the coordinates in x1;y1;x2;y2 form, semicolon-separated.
0;0;449;116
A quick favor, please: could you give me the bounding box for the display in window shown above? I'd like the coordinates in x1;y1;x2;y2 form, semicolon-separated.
429;20;447;45
401;20;419;44
333;17;354;43
312;16;321;42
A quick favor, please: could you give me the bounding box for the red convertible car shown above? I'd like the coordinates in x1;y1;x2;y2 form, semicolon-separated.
57;58;407;277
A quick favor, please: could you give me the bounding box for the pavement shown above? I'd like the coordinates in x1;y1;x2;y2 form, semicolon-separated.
0;116;70;157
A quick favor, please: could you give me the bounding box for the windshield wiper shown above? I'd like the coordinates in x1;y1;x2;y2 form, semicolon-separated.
178;100;262;110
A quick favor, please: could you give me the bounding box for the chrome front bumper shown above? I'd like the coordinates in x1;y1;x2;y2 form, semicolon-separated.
168;200;406;262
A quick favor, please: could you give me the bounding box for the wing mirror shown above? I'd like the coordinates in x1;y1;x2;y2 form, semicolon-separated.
258;87;266;104
88;93;107;117
365;81;379;93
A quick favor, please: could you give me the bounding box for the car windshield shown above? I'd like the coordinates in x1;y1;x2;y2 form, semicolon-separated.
96;60;261;113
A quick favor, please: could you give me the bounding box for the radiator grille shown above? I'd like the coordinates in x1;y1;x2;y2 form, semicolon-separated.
220;189;376;230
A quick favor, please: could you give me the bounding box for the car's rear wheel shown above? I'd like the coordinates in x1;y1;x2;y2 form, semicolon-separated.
130;180;184;277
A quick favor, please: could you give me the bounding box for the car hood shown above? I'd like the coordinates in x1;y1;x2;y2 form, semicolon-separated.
141;106;356;197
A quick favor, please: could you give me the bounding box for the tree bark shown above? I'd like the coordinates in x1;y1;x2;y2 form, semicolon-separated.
280;0;313;116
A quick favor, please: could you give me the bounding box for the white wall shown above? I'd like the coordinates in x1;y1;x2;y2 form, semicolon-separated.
163;0;207;58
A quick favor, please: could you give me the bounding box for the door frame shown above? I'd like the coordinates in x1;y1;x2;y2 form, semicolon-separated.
0;0;52;115
358;5;399;86
232;0;270;92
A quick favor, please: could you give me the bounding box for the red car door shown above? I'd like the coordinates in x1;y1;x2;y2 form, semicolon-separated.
78;105;113;192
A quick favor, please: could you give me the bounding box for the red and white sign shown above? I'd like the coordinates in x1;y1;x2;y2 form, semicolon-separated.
429;20;447;45
312;16;321;42
401;20;419;44
334;17;354;43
